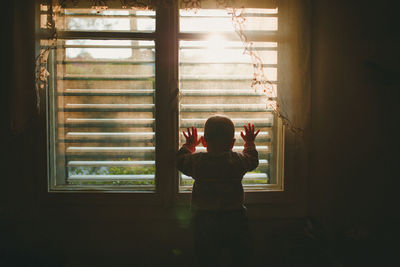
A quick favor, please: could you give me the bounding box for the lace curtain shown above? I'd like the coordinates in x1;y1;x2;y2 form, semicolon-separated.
12;0;310;138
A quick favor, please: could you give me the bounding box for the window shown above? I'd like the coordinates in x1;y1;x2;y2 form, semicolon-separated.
42;7;157;191
178;8;283;192
41;3;283;192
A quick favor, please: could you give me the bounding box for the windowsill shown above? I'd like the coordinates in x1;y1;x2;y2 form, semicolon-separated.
175;188;292;205
48;187;157;193
42;187;291;207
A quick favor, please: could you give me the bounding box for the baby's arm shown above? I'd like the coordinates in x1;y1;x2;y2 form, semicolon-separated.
176;127;203;176
239;123;260;171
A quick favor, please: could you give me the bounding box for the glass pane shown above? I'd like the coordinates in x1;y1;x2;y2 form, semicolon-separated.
53;8;155;32
180;8;277;33
178;8;279;191
48;39;156;191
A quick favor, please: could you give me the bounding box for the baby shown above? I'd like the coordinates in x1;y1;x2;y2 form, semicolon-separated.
176;115;260;267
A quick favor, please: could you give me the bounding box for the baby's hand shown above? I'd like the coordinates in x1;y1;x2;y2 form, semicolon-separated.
182;127;203;152
240;123;260;146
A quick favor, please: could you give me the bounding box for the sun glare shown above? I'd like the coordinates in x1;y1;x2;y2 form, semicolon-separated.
205;34;226;50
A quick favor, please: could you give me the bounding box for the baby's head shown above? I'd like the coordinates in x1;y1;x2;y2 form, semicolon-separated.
204;115;235;153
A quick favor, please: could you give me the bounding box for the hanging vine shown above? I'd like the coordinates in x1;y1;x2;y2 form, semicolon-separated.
215;0;303;135
35;2;59;112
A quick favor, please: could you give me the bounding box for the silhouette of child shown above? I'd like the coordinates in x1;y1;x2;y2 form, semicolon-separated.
176;115;260;267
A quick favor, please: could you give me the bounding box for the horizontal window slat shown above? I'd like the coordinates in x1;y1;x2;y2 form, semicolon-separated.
61;45;154;49
65;154;154;160
61;109;154;112
61;103;154;112
180;117;272;128
65;147;156;159
65;118;154;124
60;132;155;143
61;124;154;129
58;13;155;19
180;89;268;96
65;104;154;108
179;183;275;191
179;122;272;128
180;75;276;82
57;30;155;40
195;146;269;152
180;62;276;67
60;118;154;128
179;125;272;130
181;142;271;148
178;131;270;138
179;46;277;51
68;174;155;181
62;89;155;96
178;31;277;42
65;153;154;160
180;104;268;112
68;160;155;167
181;172;268;180
67;147;155;152
66;132;154;137
178;138;271;144
180;13;277;18
60;139;153;144
60;60;154;65
59;74;155;81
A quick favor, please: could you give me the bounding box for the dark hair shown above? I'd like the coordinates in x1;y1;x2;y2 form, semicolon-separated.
204;115;235;146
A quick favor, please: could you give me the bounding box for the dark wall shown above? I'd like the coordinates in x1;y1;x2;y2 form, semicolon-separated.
2;0;399;266
309;0;399;265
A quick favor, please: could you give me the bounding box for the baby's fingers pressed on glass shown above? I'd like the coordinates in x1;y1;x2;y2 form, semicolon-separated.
240;131;246;140
183;127;202;149
182;128;192;142
241;124;260;142
240;125;249;142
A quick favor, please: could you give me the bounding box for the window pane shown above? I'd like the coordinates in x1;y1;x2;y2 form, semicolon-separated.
178;8;280;191
47;39;156;191
49;8;156;32
180;8;277;33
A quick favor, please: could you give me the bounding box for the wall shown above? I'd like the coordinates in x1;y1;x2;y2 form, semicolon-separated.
310;0;399;265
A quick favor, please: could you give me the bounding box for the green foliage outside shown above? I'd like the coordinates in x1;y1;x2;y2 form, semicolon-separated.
68;159;269;186
68;158;156;186
68;180;155;186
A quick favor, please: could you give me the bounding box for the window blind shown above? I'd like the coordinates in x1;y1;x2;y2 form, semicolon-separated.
45;8;157;190
178;8;280;191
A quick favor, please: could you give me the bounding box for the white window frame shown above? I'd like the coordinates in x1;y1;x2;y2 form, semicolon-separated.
37;1;302;206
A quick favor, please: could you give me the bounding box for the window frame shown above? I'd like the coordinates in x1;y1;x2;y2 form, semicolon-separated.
37;1;301;207
176;7;284;193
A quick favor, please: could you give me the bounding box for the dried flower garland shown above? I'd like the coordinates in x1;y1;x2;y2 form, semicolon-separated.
35;2;59;111
223;3;303;135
